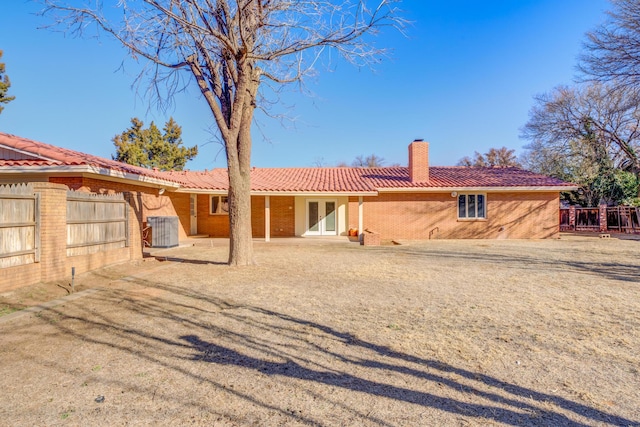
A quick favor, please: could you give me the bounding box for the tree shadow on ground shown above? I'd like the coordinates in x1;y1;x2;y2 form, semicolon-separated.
10;260;638;426
177;301;637;427
153;255;227;265
7;288;327;425
88;270;638;425
391;246;640;283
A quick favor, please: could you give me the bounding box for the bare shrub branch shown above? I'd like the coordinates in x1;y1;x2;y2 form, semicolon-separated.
579;0;640;89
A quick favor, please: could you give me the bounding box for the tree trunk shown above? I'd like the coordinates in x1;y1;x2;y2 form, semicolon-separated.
226;74;257;266
227;156;254;266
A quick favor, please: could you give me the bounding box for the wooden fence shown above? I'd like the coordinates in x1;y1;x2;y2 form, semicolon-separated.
0;184;39;268
560;205;640;233
606;206;640;232
66;190;128;256
1;182;144;292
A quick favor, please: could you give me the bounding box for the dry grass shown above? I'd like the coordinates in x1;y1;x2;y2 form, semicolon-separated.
0;235;638;426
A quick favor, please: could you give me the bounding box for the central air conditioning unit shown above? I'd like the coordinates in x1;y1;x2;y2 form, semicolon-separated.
147;216;179;248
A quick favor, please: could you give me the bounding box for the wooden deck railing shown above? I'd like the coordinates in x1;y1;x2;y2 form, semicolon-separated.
560;205;639;233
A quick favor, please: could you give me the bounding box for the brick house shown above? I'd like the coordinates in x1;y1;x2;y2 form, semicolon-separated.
1;133;576;243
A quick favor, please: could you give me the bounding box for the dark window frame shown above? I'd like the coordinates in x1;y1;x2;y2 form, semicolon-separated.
210;195;229;215
458;193;486;219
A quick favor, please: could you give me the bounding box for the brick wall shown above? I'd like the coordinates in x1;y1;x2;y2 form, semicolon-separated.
270;196;295;237
252;196;296;238
33;182;67;282
164;192;190;239
196;194;230;237
194;193;558;240
0;263;40;292
251;196;265;237
195;195;296;238
51;176;189;240
0;182;141;292
40;177;562;244
409;141;430;183
362;191;560;240
50;176;83;189
124;192;144;260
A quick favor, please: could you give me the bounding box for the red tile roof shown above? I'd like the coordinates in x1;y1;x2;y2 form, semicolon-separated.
163;168;378;192
0;132;184;185
356;166;571;189
0;132;574;193
0;159;61;167
170;166;572;192
252;168;376;192
164;169;229;190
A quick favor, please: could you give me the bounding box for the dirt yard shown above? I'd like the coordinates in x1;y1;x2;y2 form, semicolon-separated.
0;235;638;426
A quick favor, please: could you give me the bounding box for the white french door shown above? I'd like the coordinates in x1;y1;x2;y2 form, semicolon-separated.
306;200;337;236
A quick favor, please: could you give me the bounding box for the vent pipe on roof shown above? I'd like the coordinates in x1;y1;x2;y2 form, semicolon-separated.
409;140;430;183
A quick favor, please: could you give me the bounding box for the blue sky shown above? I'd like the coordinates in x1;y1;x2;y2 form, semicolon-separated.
1;1;610;170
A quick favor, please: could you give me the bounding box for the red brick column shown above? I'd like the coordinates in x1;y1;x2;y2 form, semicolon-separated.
569;205;576;230
32;182;68;282
124;192;144;260
599;203;608;232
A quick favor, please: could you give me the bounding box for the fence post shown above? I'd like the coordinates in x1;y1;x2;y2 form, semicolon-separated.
599;203;608;232
31;182;68;282
569;205;576;230
124;192;144;260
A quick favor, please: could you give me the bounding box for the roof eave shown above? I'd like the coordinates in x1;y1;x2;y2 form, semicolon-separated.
251;190;378;197
377;186;579;193
174;187;228;194
0;143;58;162
175;188;378;196
0;164;181;189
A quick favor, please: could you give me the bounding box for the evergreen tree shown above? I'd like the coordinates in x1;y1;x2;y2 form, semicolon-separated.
113;117;198;171
0;50;15;114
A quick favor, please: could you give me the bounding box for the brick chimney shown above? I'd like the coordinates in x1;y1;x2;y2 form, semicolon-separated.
408;139;429;182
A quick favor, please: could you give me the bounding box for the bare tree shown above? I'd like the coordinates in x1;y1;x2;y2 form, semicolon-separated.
458;152;485;167
579;0;640;89
521;83;640;177
485;147;520;167
352;153;385;167
521;82;640;202
41;1;403;265
457;147;520;167
312;157;327;167
522;127;639;206
520;139;573;180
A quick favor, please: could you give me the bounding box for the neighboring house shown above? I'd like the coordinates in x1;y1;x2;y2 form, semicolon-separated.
0;133;576;243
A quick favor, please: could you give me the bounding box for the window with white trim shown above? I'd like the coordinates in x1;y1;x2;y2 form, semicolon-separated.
210;195;229;215
458;194;486;219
